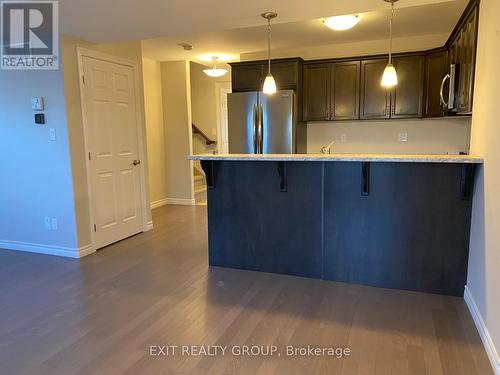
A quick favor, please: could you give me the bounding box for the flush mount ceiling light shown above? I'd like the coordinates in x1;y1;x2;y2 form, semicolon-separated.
262;11;278;95
203;56;227;78
178;42;193;51
381;0;398;88
323;14;360;31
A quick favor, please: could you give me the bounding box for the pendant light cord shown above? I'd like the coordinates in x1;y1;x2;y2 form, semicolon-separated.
389;2;394;65
267;18;271;75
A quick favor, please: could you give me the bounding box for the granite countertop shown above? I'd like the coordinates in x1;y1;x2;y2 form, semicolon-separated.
188;153;483;163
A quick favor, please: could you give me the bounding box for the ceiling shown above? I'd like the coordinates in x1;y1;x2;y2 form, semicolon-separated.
141;0;468;64
61;0;460;43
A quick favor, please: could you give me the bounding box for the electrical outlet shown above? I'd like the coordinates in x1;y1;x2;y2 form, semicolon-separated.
49;128;56;141
398;132;408;142
340;134;347;144
51;218;58;230
44;217;51;230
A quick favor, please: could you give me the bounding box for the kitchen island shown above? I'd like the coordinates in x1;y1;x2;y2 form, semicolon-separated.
189;154;483;296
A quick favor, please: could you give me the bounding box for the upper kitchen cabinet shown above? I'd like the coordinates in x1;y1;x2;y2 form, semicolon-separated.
360;59;390;119
303;64;329;121
360;56;424;120
424;49;448;117
230;62;264;92
330;61;360;120
391;55;424;118
230;58;303;92
303;61;360;121
447;0;478;115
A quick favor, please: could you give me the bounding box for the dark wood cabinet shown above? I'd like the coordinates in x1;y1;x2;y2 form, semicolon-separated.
330;61;360;120
447;0;479;114
231;62;263;92
360;59;390;119
457;5;478;114
391;55;424;118
303;64;329;121
424;50;448;117
360;56;423;120
230;58;303;92
303;61;360;121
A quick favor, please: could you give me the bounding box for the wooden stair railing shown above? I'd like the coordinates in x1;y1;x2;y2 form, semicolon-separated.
192;124;217;145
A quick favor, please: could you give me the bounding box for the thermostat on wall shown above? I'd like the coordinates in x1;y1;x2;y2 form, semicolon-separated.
31;97;45;111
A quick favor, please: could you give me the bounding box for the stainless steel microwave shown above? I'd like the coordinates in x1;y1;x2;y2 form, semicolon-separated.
440;63;460;112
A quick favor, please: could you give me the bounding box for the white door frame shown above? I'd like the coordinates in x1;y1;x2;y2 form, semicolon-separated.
216;83;231;154
76;47;151;251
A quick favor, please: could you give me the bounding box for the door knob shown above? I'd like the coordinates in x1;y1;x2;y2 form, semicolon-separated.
132;160;141;166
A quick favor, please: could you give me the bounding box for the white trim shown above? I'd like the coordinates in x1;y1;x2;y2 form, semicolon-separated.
77;47;150;250
151;198;169;209
464;285;500;375
164;198;195;206
143;221;154;232
151;197;195;208
0;241;96;259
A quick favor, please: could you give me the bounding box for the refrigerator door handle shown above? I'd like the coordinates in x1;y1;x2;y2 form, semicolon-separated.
258;104;264;154
252;103;258;154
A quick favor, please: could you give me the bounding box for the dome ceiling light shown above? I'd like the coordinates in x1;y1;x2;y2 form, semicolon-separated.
323;14;360;31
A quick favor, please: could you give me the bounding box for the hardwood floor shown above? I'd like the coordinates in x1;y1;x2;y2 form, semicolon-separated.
0;205;492;375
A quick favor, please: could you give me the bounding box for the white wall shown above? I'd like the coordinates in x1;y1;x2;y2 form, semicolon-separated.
0;65;79;256
307;117;471;154
466;0;500;373
161;61;194;203
190;62;218;156
142;58;168;206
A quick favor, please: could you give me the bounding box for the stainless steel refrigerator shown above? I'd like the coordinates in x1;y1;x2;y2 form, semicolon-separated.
227;90;306;154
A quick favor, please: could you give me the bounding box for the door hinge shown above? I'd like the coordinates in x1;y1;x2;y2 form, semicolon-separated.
93;224;96;232
88;152;91;161
82;75;85;84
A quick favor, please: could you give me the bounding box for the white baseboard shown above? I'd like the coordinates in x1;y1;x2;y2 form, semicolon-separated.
150;198;169;209
164;198;195;206
151;197;195;208
0;240;96;259
464;285;500;375
143;220;154;232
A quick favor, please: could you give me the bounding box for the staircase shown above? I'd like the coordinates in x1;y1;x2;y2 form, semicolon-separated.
193;167;207;206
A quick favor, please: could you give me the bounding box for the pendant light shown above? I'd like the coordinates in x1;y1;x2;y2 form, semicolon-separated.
261;12;278;95
203;56;227;78
381;0;398;88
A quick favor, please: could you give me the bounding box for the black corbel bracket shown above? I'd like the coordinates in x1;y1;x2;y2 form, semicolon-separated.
200;160;217;190
460;163;475;200
361;162;370;196
277;161;287;192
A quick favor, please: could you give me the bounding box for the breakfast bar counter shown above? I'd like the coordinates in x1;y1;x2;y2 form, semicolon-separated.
188;153;483;296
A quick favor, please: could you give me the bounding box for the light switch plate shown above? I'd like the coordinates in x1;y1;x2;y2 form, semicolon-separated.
31;97;44;111
49;128;56;141
398;132;408;142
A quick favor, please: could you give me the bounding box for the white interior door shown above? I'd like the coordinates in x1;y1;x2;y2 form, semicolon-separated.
82;56;143;249
218;87;231;154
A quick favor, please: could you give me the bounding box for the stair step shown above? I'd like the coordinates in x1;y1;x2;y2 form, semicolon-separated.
195;186;207;195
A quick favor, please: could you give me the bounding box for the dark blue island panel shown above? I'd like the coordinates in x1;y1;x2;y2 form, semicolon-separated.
205;161;323;278
323;162;473;296
202;160;475;296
